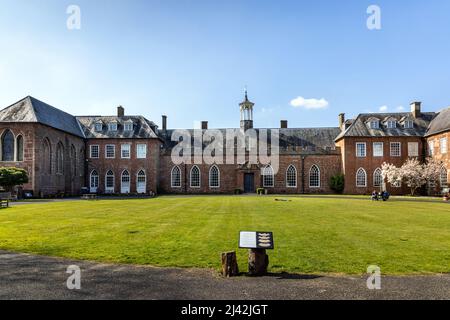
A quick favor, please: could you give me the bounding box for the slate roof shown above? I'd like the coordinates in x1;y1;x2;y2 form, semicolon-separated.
335;112;436;141
0;96;85;138
425;106;450;137
159;127;341;155
76;116;159;139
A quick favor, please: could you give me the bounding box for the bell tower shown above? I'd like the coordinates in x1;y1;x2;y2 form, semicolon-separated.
240;89;254;130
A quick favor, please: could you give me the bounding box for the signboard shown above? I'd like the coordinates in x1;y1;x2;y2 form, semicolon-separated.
239;231;274;249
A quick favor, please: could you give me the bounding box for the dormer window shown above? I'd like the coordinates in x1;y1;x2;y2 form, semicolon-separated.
124;121;133;131
369;120;379;129
387;120;397;129
108;122;118;131
404;120;414;129
94;123;103;132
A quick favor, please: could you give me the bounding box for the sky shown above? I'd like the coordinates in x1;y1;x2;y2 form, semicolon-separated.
1;0;450;129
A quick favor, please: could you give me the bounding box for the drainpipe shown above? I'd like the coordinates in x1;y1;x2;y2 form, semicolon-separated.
301;156;306;194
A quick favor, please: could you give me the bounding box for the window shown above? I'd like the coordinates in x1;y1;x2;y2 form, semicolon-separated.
356;143;366;157
392;180;401;188
262;165;274;187
369;121;379;129
373;142;383;157
404;120;414;129
286;165;297;188
121;170;130;193
441;166;448;187
373;168;383;187
16;135;24;161
137;144;147;159
190;166;201;188
309;165;320;188
94;123;103;132
171;166;181;188
105;170;114;193
1;129;14;161
121;144;131;158
390;142;401;157
124;122;133;131
137;170;146;193
90;145;99;158
108;122;117;131
408;142;419;157
56;143;64;174
440;138;448;154
42;138;51;174
70;145;76;176
209;165;220;188
90;170;99;191
356;168;367;187
387;121;397;129
105;145;115;158
428;140;434;156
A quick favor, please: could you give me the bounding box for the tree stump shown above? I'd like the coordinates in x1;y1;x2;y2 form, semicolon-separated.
221;251;239;277
248;249;269;276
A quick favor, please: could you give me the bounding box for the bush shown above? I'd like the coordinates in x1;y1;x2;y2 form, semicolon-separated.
330;174;345;193
256;188;266;195
234;189;242;195
0;167;28;192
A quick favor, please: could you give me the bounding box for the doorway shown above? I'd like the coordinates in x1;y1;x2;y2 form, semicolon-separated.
244;173;255;193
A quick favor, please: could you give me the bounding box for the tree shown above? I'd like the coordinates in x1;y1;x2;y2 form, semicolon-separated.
422;158;443;188
330;174;345;193
381;162;402;190
400;158;427;196
0;167;29;193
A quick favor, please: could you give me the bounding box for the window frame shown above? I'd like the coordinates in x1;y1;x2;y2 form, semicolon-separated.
90;145;100;159
373;168;383;188
356;168;367;188
262;165;274;188
105;170;115;193
408;142;419;157
309;165;320;188
209;165;220;188
171;166;181;188
136;144;147;159
356;142;367;158
190;165;201;188
105;144;116;159
390;142;401;157
286;165;297;188
373;142;384;157
440;138;448;154
121;144;131;159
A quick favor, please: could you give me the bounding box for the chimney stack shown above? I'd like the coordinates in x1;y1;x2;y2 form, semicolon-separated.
201;121;208;130
162;115;167;132
338;113;345;130
117;105;124;117
411;102;421;118
280;120;288;129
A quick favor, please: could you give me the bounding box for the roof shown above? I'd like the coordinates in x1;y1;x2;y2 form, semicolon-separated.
335;112;436;141
76;116;159;139
425;106;450;137
0;96;85;138
159;127;341;155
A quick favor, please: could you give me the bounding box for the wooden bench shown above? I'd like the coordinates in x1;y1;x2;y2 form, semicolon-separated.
0;192;11;208
81;194;97;200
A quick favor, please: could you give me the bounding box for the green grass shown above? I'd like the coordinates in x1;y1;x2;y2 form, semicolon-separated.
0;196;449;275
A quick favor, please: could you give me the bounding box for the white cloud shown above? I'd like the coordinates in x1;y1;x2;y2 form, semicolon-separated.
379;105;388;112
396;106;405;111
290;96;329;110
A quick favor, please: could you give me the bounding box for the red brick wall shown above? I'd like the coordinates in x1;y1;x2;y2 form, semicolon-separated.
86;138;160;194
426;132;450;188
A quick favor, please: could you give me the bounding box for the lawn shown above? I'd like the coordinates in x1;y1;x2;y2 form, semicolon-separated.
0;196;449;275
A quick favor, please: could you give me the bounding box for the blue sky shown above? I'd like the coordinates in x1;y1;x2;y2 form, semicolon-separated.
1;0;450;129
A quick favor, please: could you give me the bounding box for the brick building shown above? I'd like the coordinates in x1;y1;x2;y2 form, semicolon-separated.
0;95;448;197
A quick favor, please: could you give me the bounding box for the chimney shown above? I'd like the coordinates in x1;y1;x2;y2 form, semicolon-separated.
280;120;288;129
201;121;208;130
162;115;167;132
411;101;421;118
338;113;345;130
117;105;124;117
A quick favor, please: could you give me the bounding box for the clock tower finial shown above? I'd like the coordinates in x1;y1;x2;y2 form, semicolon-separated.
239;88;254;130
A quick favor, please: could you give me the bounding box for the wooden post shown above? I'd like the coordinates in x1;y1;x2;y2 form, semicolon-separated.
248;249;269;276
221;251;239;277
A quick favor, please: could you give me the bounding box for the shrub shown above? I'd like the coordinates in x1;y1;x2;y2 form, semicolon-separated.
256;188;265;195
0;167;29;193
234;189;242;195
330;174;345;193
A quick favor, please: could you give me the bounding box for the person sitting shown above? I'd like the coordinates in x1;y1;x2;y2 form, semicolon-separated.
371;191;379;201
381;191;390;201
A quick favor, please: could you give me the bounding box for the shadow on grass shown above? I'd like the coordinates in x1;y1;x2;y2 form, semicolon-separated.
239;271;322;280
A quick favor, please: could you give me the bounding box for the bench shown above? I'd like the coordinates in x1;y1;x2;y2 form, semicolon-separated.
81;194;97;200
0;192;11;208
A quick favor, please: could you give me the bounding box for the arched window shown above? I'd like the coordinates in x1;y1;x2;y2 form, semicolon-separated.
209;165;220;188
262;165;274;187
56;142;64;174
70;145;76;176
16;135;24;161
171;166;181;188
79;147;85;177
1;129;14;161
105;170;115;193
373;168;383;188
286;165;297;188
121;170;130;193
90;170;99;192
309;165;320;188
440;166;448;187
356;168;367;187
137;170;146;193
190;166;201;188
42;138;51;174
